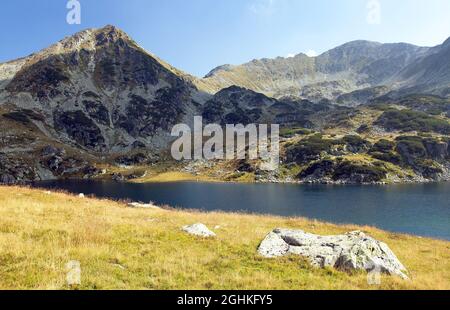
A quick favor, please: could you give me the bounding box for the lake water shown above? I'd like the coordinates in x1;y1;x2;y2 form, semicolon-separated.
33;180;450;241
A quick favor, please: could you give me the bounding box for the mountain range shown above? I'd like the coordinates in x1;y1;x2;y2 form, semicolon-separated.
201;38;450;102
0;25;449;184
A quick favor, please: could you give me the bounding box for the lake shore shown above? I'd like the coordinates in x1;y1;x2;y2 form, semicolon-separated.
94;163;450;186
1;185;449;290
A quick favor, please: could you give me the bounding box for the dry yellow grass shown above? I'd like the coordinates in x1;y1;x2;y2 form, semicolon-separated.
0;186;449;290
133;171;216;183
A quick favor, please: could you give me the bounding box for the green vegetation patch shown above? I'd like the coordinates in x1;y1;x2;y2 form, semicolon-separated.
332;161;387;183
369;139;402;165
371;139;395;153
395;136;427;159
339;135;372;153
393;136;447;178
286;134;338;164
297;158;388;183
375;109;450;134
280;127;313;138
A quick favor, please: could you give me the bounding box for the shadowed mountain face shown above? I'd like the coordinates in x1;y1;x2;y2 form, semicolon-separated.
202;39;450;101
202;85;338;128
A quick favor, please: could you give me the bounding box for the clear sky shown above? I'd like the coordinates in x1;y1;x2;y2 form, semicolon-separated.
1;0;450;77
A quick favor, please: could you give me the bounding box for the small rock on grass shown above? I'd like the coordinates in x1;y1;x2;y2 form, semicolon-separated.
128;202;160;210
182;223;216;238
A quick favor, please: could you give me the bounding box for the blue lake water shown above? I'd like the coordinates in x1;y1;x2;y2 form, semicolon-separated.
33;180;450;241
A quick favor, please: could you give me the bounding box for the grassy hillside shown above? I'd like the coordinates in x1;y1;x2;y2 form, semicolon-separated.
0;186;449;290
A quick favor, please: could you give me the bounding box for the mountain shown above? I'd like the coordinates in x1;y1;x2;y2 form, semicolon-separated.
389;38;450;97
0;25;449;185
1;25;209;153
201;39;450;102
0;25;214;183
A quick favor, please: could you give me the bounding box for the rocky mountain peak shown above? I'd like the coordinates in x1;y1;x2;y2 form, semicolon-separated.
331;40;382;51
48;25;135;55
6;25;188;96
93;25;134;46
1;25;205;155
204;64;234;78
98;24;124;35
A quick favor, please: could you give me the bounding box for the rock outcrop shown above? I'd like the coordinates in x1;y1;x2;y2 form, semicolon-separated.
182;223;216;238
258;229;408;279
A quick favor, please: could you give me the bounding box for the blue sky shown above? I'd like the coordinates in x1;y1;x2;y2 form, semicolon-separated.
1;0;450;77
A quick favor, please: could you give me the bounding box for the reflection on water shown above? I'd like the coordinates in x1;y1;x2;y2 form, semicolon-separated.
33;180;450;240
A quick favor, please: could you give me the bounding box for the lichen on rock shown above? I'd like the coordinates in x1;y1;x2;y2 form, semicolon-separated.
258;229;408;279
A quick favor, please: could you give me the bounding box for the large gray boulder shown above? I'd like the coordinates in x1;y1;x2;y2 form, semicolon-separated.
182;223;216;238
258;229;408;279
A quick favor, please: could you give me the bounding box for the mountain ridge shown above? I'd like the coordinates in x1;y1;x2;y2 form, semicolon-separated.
2;27;449;102
201;38;443;101
0;25;449;185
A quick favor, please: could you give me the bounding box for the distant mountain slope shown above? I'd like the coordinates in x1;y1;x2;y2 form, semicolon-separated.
390;38;450;97
201;39;449;101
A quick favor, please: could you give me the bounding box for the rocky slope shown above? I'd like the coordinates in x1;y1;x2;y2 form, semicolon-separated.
202;85;337;127
389;38;450;97
2;25;209;152
0;25;212;183
0;26;449;184
201;39;450;102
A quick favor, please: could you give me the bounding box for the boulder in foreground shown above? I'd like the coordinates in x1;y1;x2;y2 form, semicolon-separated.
258;229;408;279
182;223;216;238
